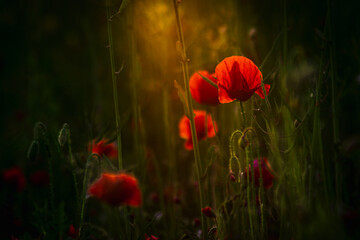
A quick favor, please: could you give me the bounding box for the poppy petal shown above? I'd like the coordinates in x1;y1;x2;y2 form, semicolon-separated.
255;84;271;99
215;56;268;103
178;110;218;150
189;71;219;105
88;173;142;207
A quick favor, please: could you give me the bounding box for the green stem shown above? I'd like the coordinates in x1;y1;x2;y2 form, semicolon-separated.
327;0;341;208
245;148;254;239
172;0;206;238
239;101;246;130
106;0;123;170
66;126;80;223
79;153;100;239
163;89;176;239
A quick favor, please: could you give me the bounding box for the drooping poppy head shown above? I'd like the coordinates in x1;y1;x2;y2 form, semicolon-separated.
88;173;141;207
189;70;219;105
244;158;274;189
2;166;26;192
90;139;118;159
215;56;270;103
178;110;218;150
201;206;216;218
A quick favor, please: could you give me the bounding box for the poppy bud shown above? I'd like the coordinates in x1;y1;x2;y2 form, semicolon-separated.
202;206;216;218
238;134;249;149
27;140;39;162
58;123;69;147
193;217;201;227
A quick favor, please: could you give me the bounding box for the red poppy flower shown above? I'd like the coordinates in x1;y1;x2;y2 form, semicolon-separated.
244;158;274;189
2;166;26;192
215;56;270;103
30;170;49;187
201;206;216;218
90;139;118;159
189;70;219;105
88;173;141;207
178;110;218;150
67;224;78;239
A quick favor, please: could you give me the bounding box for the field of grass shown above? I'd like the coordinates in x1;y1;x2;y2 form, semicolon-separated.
1;0;360;239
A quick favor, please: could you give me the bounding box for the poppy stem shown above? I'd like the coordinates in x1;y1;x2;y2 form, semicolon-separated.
79;153;100;238
239;101;246;129
172;0;207;238
106;0;123;171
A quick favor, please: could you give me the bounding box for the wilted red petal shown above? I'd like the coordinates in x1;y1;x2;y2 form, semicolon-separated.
215;56;269;103
2;166;26;192
90;139;118;159
88;173;141;207
178;110;218;150
190;70;219;105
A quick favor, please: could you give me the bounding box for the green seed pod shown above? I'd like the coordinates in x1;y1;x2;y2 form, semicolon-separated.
33;122;47;140
27;140;39;162
58;123;69;147
238;134;250;149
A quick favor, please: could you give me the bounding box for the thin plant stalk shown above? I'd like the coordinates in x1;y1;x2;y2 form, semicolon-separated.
245;148;254;239
163;89;176;239
79;153;100;239
65;125;80;222
105;1;131;239
171;0;206;237
327;0;341;208
106;0;123;170
239;101;246;130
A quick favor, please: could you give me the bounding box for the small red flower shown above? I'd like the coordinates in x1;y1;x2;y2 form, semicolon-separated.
244;158;274;189
178;110;218;150
193;217;201;227
67;224;78;239
88;173;141;207
90;139;118;159
189;71;219;105
145;234;159;240
30;170;49;187
2;166;26;192
201;206;216;218
215;56;270;103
